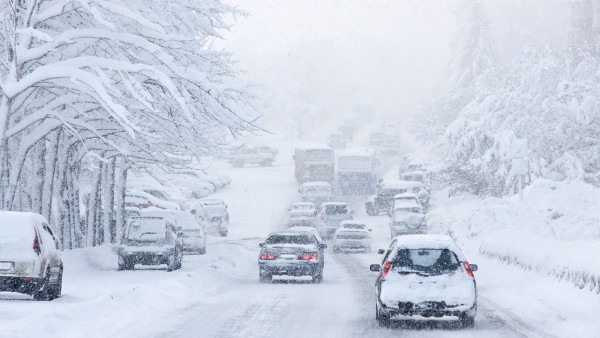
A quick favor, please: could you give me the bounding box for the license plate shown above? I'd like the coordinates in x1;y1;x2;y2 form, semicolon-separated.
0;262;13;271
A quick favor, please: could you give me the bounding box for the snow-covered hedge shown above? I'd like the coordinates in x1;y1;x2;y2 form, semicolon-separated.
428;179;600;293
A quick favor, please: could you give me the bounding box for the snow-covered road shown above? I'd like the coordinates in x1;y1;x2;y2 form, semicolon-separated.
0;148;594;338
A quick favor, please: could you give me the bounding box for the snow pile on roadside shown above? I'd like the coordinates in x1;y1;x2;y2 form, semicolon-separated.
427;179;600;293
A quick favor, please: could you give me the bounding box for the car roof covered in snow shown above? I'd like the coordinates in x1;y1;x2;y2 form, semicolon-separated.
393;200;422;209
390;234;466;260
394;192;419;199
339;220;366;227
336;147;376;157
381;180;425;190
0;212;46;238
321;202;348;207
402;171;426;177
302;181;331;188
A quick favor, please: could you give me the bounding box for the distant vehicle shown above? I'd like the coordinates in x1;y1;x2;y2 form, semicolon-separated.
117;216;183;271
294;145;335;183
125;190;181;210
142;209;206;255
391;193;422;213
366;180;428;216
288;202;318;227
258;231;327;283
370;234;478;328
299;181;332;207
327;133;347;149
389;204;426;237
316;202;353;239
401;171;426;184
0;212;63;301
229;145;277;167
380;137;401;155
369;132;385;146
332;221;372;253
337;124;354;142
336;148;379;195
398;175;431;208
192;199;229;237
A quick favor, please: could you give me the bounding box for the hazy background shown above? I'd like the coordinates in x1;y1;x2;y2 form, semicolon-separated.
217;0;570;143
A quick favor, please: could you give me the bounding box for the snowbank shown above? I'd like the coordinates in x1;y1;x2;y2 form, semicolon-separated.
427;179;600;293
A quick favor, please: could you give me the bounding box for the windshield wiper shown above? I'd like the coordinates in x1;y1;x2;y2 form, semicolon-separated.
397;268;430;276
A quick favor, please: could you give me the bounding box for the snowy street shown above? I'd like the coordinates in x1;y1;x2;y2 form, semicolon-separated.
2;147;596;338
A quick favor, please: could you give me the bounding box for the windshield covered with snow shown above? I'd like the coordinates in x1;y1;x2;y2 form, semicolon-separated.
304;149;333;162
126;219;166;241
304;187;331;195
324;205;348;215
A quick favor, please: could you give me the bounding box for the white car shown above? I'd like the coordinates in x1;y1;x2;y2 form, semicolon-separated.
299;181;332;207
288;202;317;227
142;209;206;255
332;221;372;253
192;199;229;237
370;234;478;328
0;212;63;300
316;202;353;239
389;203;426;237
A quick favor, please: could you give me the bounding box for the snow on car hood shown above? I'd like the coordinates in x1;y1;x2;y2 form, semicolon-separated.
380;269;476;308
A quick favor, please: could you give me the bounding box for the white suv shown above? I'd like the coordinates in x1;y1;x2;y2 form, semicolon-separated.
0;212;63;300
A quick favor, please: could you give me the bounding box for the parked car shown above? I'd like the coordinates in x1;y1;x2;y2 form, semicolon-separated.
327;132;347;149
299;181;332;207
258;231;326;283
142;209;206;255
332;220;372;253
192;199;229;237
370;234;478;328
392;193;422;211
316;202;353;239
0;212;63;300
229;145;277;167
125;190;181;211
117;216;183;271
389;203;426;237
288;202;318;227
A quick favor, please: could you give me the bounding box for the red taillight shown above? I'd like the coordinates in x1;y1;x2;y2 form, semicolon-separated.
33;232;41;256
299;253;318;261
260;253;277;260
463;262;474;277
381;261;392;278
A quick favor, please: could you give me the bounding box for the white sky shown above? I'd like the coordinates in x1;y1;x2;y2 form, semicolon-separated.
216;0;569;139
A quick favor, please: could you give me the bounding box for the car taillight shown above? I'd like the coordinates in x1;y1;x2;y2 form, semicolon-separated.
381;261;392;278
259;253;277;260
33;232;41;256
463;262;474;277
299;253;318;261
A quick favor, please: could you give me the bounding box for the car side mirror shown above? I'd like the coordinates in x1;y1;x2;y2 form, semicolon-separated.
470;264;478;272
369;264;381;272
319;243;327;249
377;249;385;254
259;243;264;247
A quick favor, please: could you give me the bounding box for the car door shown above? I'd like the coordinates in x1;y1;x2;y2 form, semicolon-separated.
40;223;61;281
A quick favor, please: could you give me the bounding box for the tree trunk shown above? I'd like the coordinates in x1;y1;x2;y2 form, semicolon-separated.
114;157;128;244
31;140;46;214
101;157;116;245
42;130;61;222
86;159;103;247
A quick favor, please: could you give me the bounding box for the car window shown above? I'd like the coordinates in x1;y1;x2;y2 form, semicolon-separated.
127;219;166;241
342;223;365;230
42;223;59;250
324;205;348;215
266;234;316;245
391;248;459;275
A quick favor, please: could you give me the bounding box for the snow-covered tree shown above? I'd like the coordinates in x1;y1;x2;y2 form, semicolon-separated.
0;0;259;247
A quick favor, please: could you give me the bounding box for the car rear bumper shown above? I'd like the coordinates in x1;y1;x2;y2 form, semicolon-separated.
119;252;171;265
259;261;320;277
382;300;477;318
0;276;44;295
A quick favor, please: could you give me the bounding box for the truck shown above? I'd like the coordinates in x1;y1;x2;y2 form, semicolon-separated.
336;148;379;195
294;145;335;183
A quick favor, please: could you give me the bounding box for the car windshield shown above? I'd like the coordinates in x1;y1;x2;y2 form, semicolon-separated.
394;207;422;215
391;248;459;275
266;234;316;245
126;219;166;241
324;205;348;215
293;204;313;210
342;223;365;230
403;175;424;182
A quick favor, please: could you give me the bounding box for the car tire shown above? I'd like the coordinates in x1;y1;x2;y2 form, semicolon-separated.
166;252;177;272
50;269;63;300
259;272;272;283
312;273;323;284
260;159;273;166
366;203;376;216
219;229;228;237
459;313;475;328
376;304;390;327
175;250;183;270
198;247;206;255
33;268;52;301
